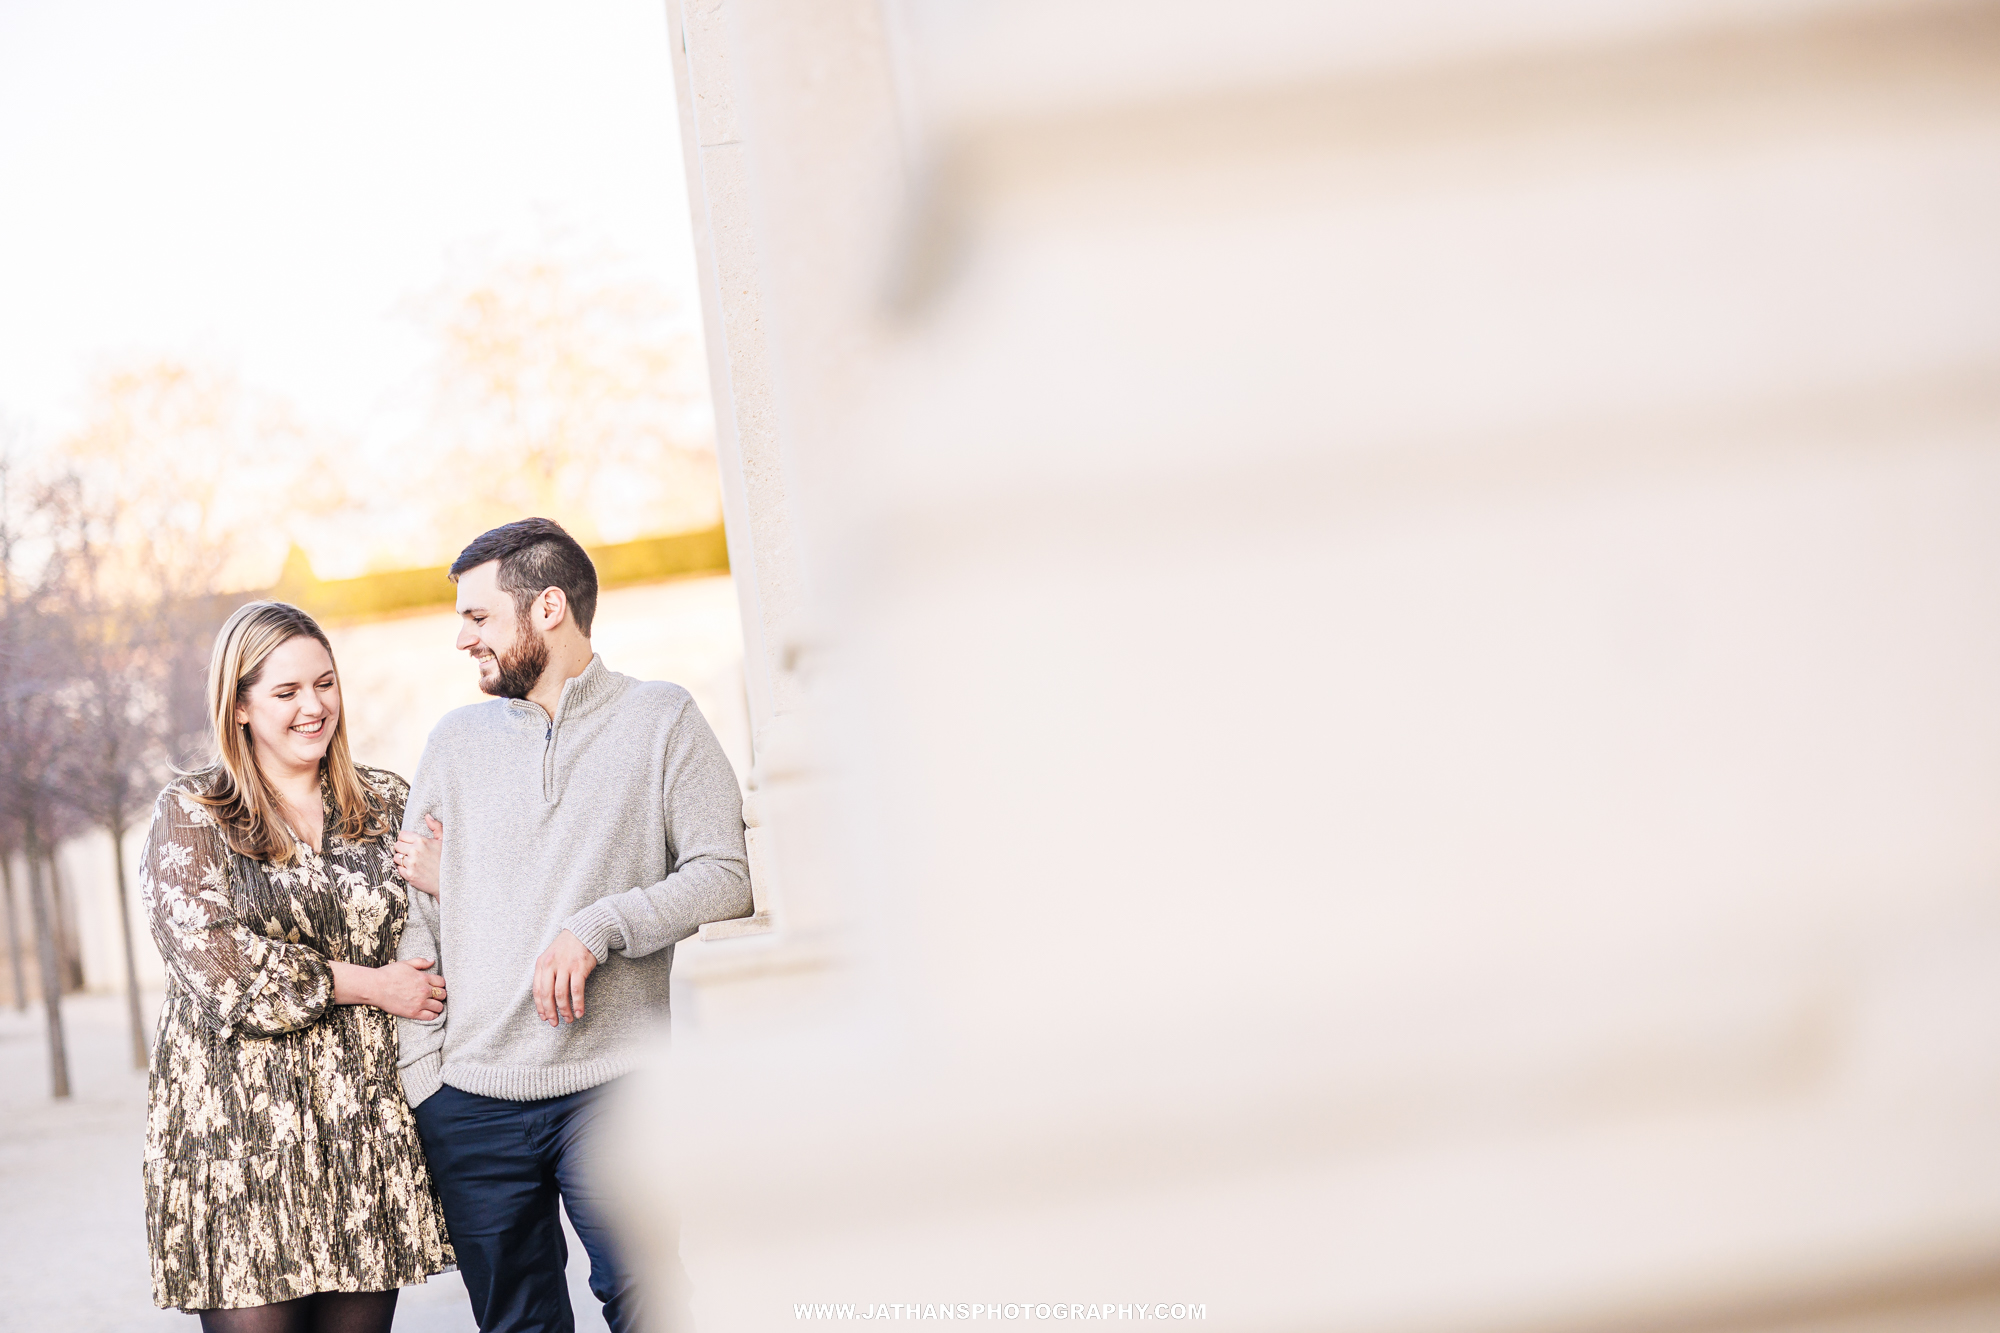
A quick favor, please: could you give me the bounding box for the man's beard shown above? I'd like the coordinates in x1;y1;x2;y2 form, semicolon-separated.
481;632;550;700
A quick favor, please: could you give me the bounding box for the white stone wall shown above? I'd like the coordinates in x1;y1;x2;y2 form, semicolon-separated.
632;1;2000;1330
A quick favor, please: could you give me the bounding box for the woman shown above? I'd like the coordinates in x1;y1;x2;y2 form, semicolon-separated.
141;601;453;1333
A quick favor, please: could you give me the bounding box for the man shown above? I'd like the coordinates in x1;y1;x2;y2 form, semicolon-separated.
394;517;751;1333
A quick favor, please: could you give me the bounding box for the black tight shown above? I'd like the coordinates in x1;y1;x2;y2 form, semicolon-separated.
196;1289;398;1333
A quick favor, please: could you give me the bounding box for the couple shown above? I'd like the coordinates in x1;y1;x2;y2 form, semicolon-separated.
140;518;751;1333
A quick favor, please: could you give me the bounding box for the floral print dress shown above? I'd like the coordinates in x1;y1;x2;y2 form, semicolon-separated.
140;766;453;1312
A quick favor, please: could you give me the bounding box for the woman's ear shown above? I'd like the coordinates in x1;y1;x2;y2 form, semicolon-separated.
232;704;248;726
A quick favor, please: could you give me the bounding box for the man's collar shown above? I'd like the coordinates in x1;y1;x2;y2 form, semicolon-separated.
552;653;613;722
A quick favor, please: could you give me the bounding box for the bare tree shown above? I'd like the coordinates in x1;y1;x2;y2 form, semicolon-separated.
0;450;26;1017
1;851;25;1010
23;834;70;1098
33;765;90;995
0;367;308;1096
45;835;86;992
0;451;74;1098
41;473;220;1069
22;363;270;1077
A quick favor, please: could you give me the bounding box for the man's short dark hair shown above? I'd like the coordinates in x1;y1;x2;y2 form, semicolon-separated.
450;517;599;636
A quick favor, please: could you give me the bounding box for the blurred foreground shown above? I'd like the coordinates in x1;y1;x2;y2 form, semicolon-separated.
606;1;2000;1329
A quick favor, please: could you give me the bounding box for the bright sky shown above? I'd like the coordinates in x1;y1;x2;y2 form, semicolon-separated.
0;0;698;468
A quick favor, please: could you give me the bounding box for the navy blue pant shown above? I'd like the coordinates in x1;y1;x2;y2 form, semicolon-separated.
414;1082;640;1333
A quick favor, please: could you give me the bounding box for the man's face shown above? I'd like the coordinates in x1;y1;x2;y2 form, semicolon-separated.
455;561;549;700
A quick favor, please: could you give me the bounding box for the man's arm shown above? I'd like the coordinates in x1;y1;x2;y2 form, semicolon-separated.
395;743;449;1106
561;697;751;964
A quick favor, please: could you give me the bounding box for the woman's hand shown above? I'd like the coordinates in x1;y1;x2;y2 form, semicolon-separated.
332;958;446;1020
393;815;443;897
376;958;447;1021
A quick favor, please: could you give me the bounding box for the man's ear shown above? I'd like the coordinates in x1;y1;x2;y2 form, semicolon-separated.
539;586;569;631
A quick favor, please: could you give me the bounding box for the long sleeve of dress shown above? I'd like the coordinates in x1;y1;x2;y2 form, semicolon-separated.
140;783;334;1039
394;751;448;1106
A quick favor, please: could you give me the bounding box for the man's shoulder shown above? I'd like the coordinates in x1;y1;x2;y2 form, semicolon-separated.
607;677;705;735
617;677;695;712
426;697;518;744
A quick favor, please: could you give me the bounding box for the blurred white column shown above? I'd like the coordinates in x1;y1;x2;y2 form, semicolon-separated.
634;2;2000;1329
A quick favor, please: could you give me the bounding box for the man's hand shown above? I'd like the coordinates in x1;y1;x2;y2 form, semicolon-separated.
533;929;597;1026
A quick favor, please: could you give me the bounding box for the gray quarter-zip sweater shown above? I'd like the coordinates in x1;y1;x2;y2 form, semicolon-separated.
395;654;750;1106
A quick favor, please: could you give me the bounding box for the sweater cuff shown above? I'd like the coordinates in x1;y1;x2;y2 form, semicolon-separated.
563;901;625;963
400;1052;444;1108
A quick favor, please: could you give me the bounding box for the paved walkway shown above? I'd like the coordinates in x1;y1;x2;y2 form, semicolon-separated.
0;993;606;1332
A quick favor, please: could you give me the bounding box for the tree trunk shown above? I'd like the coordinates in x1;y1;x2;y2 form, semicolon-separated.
25;829;71;1100
1;853;26;1011
109;821;149;1070
46;847;84;992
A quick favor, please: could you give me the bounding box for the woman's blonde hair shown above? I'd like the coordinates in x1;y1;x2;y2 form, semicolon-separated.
189;600;387;863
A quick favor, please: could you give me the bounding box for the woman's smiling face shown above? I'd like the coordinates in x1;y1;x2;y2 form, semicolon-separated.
234;634;341;777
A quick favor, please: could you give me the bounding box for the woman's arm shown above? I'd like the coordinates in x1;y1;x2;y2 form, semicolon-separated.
340;769;445;1021
331;956;445;1020
141;784;335;1038
142;782;449;1034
